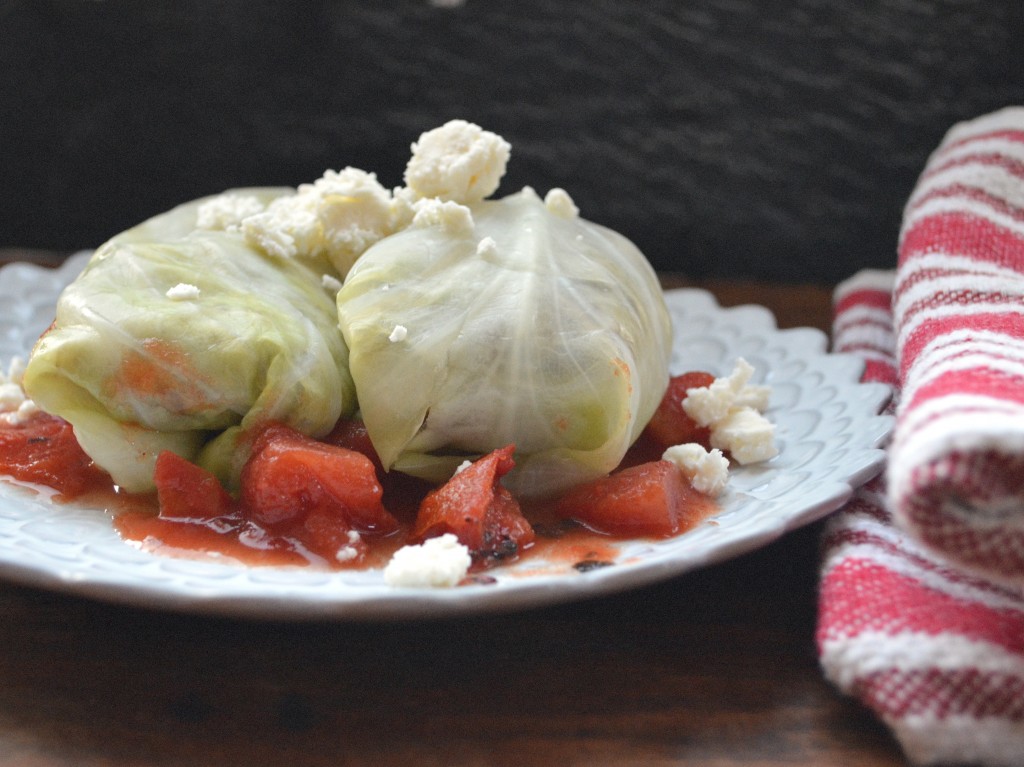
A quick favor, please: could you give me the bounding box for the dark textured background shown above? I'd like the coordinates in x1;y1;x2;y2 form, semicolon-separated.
1;0;1022;283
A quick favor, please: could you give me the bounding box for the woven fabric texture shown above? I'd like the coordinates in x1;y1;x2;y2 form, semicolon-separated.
818;107;1024;766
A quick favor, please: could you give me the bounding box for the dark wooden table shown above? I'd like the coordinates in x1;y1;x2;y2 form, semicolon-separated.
0;249;906;767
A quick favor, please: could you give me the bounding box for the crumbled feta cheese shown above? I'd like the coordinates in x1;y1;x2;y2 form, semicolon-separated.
453;459;473;475
476;236;498;258
241;204;314;261
389;186;418;229
662;443;730;496
0;382;25;411
709;407;778;465
383;533;472;588
192;122;514;276
335;546;359;562
195;194;266;231
321;273;343;294
3;356;26;388
410;198;474;235
165;283;200;301
732;379;771;412
683;358;766;427
0;357;38;423
404;119;511;204
388;324;408;343
679;358;777;467
15;399;39;420
0;399;40;426
544;188;579;219
242;167;403;276
335;530;363;562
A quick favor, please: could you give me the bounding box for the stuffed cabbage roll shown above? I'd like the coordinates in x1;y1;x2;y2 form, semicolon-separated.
23;192;356;493
337;187;673;498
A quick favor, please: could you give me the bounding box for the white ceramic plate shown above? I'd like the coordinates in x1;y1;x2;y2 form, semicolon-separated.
0;253;892;619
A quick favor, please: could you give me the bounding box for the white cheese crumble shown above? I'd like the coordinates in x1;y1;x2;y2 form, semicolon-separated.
476;236;498;258
383;533;472;588
453;459;473;475
165;283;200;301
190;121;514;276
662;443;730;497
195;193;266;231
709;407;778;465
388;324;408;343
1;357;26;389
239;167;406;276
544;188;579;219
335;547;358;562
321;273;343;294
682;358;762;425
335;530;363;563
0;399;39;425
404;119;511;204
681;358;777;466
0;357;39;425
0;382;24;411
410;198;474;235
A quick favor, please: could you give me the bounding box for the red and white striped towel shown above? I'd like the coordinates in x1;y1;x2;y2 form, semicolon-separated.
818;107;1024;766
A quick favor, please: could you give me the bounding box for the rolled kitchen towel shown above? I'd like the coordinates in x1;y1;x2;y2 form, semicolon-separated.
818;107;1024;765
819;270;1024;766
891;105;1024;587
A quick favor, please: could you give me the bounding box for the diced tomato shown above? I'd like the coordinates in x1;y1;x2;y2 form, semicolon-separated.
299;506;370;563
323;417;433;523
240;423;399;541
323;418;383;473
642;371;715;449
479;486;536;564
554;460;695;538
411;445;535;565
129;424;403;568
153;450;235;519
0;413;111;498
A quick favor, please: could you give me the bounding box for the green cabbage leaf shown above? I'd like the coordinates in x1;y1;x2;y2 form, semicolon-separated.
23;192;355;493
337;188;672;497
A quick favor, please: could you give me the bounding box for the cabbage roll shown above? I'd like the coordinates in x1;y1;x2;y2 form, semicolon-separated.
23;192;356;493
337;187;672;497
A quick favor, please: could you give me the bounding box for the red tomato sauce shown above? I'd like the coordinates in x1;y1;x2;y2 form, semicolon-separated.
0;413;112;499
110;478;715;575
0;374;721;578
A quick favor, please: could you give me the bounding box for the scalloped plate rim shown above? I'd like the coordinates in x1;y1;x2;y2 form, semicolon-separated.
0;254;892;620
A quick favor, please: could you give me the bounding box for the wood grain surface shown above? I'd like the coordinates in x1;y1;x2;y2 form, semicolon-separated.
0;253;907;766
0;521;903;767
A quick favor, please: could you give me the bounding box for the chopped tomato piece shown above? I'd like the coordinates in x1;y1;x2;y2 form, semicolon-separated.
412;445;534;565
240;423;399;559
323;418;383;473
323;418;433;523
0;413;111;497
554;460;693;538
643;371;715;449
299;506;370;563
153;450;235;519
479;487;535;564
